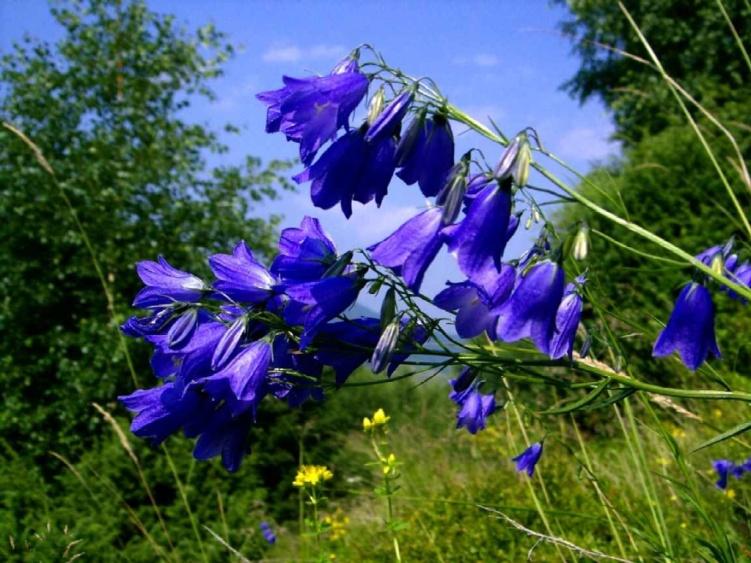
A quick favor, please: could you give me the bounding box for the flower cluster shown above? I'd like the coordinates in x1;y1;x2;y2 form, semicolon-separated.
118;47;751;478
653;241;751;371
119;217;428;471
293;464;334;488
363;407;390;432
712;457;751;490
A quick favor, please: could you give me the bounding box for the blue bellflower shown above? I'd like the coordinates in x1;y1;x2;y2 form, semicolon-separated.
443;178;513;279
495;260;565;354
369;207;445;292
271;216;337;282
548;280;584;360
315;317;381;385
133;257;205;308
396;113;455;197
653;282;720;371
210;241;278;304
364;89;414;143
712;459;734;490
449;369;496;434
512;442;543;476
260;521;277;545
256;57;369;164
433;264;514;339
293;129;397;218
283;275;362;348
202;340;272;416
192;407;253;473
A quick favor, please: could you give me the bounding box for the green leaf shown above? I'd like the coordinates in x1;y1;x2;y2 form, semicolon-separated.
691;421;751;454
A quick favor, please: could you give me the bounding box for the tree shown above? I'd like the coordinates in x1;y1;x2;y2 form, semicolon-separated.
0;0;292;462
558;0;751;145
556;0;751;381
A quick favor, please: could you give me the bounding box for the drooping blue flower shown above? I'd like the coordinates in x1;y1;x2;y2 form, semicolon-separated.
315;317;381;385
653;282;720;371
260;521;277;545
712;459;734;490
283;275;362;348
192;407;253;473
449;369;496;434
725;260;751;302
146;315;227;381
202;340;272;416
118;380;212;445
121;305;176;338
548;279;585;360
396;112;454;197
267;335;324;407
210;241;278;304
363;89;414;143
256;57;369;164
132;257;205;308
512;442;543;476
369;207;445;292
271;216;337;282
495;260;565;354
293;129;397;218
433;265;515;340
443;177;512;279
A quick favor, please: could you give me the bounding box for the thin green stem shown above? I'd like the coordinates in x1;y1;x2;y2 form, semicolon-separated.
164;445;208;563
618;1;751;238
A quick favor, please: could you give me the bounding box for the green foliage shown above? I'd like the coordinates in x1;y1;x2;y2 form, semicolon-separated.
555;0;751;384
559;0;751;144
0;0;292;462
556;123;751;382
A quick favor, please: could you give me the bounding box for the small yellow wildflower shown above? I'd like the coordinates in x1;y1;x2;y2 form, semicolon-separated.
657;457;671;467
323;508;350;541
363;408;390;431
383;452;397;475
680;522;688;529
725;489;736;500
293;465;333;488
713;408;722;419
670;427;686;439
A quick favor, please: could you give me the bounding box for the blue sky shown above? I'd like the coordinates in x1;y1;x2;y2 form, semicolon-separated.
1;0;616;304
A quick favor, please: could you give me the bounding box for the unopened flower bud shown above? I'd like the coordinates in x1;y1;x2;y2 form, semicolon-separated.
367;88;386;125
513;138;531;187
572;224;590;261
370;319;400;373
494;134;531;186
711;254;724;277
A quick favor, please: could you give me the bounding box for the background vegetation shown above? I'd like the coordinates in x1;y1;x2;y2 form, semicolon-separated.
2;0;750;561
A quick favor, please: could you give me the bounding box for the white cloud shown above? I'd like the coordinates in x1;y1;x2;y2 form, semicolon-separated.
452;53;501;67
350;204;424;243
261;43;347;64
555;126;615;161
473;53;500;67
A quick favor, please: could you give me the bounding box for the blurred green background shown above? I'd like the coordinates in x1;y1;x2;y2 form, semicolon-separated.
1;1;750;560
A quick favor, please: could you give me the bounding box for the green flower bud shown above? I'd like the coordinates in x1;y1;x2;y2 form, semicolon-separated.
367;88;386;125
572;224;590;261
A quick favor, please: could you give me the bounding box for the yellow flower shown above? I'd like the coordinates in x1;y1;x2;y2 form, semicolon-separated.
725;489;736;500
383;453;398;475
323;508;350;541
293;465;333;488
712;408;722;419
363;408;390;431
